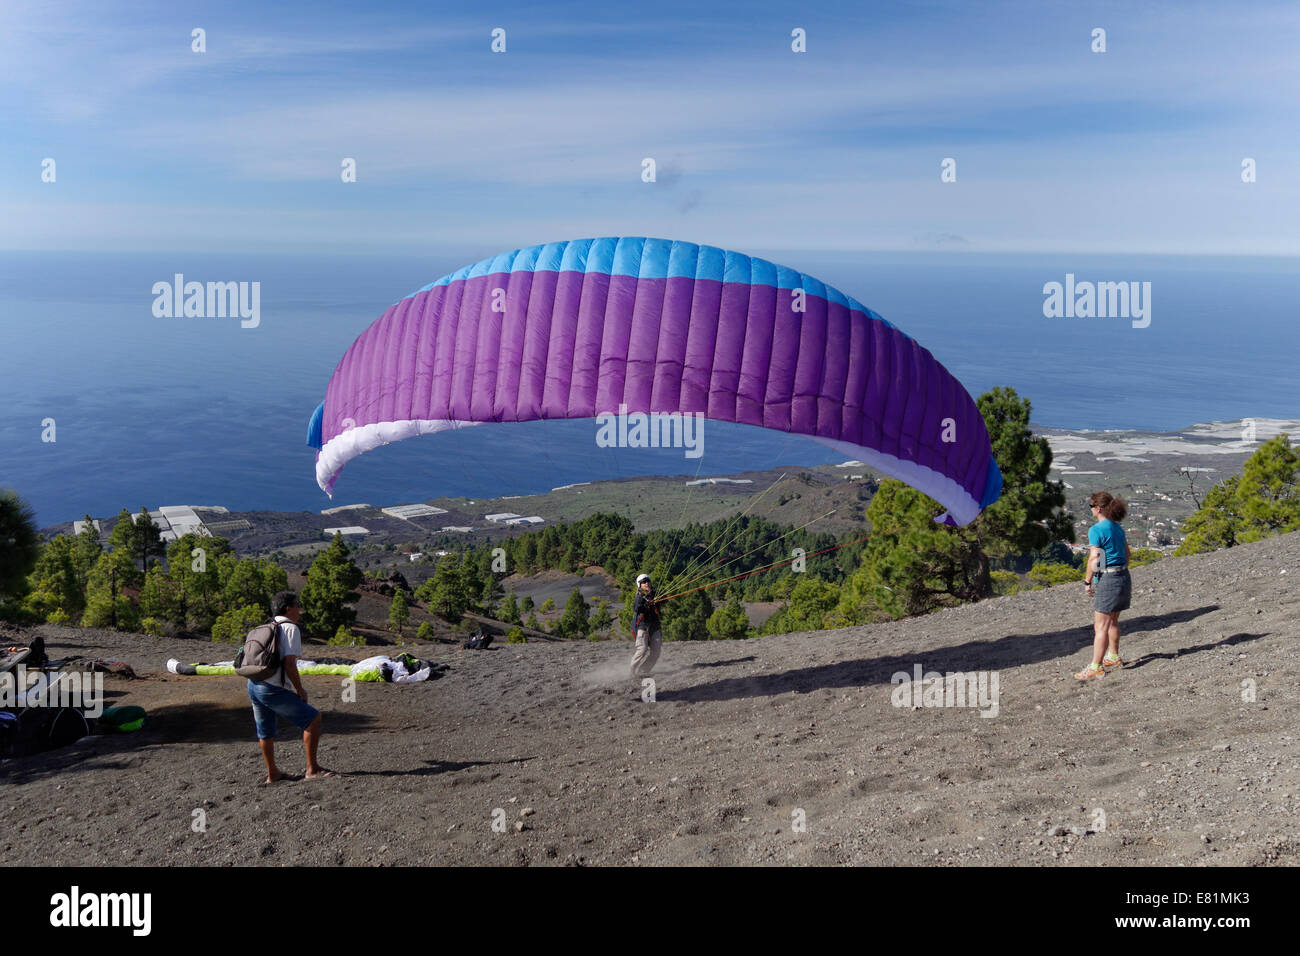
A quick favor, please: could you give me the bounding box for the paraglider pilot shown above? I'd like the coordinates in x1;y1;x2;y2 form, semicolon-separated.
630;573;662;679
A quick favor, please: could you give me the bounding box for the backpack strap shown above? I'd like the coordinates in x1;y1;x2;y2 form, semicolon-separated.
270;618;285;685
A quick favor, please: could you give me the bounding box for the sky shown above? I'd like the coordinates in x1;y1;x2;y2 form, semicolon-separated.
2;0;1298;257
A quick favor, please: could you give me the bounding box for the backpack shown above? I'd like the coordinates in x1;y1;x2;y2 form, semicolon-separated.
233;620;284;682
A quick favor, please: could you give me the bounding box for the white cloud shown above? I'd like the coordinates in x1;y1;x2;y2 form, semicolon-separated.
4;0;1299;253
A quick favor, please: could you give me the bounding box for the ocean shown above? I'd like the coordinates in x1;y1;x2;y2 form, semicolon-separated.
1;249;1296;527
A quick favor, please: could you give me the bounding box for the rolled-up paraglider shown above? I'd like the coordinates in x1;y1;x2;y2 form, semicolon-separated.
308;237;1001;525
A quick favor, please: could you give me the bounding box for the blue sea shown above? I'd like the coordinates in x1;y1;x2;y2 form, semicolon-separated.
1;250;1296;527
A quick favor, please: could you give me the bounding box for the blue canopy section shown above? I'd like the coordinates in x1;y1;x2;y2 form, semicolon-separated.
981;459;1004;508
306;400;325;450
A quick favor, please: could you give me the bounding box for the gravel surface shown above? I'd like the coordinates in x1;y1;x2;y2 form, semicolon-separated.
2;531;1297;866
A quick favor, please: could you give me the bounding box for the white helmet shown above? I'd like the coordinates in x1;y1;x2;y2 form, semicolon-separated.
636;573;651;584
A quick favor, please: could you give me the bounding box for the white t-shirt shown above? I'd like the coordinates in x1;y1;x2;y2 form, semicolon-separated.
263;616;303;689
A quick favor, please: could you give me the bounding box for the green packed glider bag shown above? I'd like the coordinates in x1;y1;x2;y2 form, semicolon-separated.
100;705;146;733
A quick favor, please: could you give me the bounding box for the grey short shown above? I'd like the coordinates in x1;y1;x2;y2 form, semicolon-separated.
1094;570;1131;613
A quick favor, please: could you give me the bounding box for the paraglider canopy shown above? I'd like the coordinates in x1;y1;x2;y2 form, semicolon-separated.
308;237;1001;525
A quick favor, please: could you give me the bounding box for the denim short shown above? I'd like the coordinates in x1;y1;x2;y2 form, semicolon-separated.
247;680;320;739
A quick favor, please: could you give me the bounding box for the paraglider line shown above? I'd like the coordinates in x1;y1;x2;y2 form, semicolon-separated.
656;529;871;605
665;506;838;597
660;453;710;587
663;471;789;595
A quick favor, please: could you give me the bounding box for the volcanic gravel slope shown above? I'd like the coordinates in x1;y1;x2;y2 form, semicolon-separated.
2;531;1298;867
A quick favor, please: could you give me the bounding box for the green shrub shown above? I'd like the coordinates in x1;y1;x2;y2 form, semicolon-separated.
506;626;526;644
1129;547;1164;568
706;596;750;640
211;603;265;643
328;624;365;646
416;621;434;641
1027;562;1081;589
990;570;1022;596
140;616;164;636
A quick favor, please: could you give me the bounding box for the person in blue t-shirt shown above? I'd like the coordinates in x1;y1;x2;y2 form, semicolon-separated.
1075;492;1132;680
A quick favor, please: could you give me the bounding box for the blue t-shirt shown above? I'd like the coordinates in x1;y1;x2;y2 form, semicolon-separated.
1088;519;1127;568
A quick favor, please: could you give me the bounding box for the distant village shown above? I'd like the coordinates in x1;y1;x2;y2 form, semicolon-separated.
65;474;1197;573
319;502;544;563
1064;483;1195;558
68;499;549;567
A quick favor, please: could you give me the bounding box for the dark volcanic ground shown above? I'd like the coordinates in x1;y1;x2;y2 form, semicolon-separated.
2;532;1298;866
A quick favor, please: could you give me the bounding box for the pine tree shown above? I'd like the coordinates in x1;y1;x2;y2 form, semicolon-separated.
1175;477;1243;554
221;555;286;618
21;534;83;623
459;555;490;612
706;594;750;640
0;489;41;611
83;549;140;630
73;514;103;590
500;589;521;624
211;604;266;643
165;533;231;632
416;553;472;623
1177;434;1299;553
139;564;180;623
518;536;538;573
840;386;1073;619
132;507;165;573
555;586;590;639
300;533;363;638
588;598;613;636
1236;434;1300;541
104;508;149;594
663;589;710;641
388;590;410;636
771;577;841;633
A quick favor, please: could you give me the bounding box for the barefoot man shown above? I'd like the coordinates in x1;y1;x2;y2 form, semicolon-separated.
247;591;333;783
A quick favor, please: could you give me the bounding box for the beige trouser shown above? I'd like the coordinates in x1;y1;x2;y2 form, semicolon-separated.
630;626;662;677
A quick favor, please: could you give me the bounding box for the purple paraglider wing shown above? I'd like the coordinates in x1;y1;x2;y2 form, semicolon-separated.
310;237;1001;525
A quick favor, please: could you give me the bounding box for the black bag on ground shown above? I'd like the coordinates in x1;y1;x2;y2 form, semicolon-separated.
0;711;19;758
26;636;47;667
48;707;89;748
0;706;89;758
